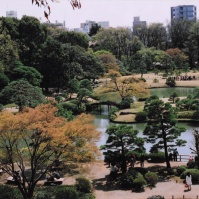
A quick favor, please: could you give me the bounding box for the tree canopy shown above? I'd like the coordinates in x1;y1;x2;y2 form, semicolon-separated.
0;104;100;198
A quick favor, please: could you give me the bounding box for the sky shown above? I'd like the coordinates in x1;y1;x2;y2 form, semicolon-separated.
0;0;199;29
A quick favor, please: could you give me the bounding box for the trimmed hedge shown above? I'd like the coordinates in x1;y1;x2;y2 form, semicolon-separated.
75;177;92;193
0;185;22;199
145;172;158;186
55;186;79;199
135;111;147;122
132;173;147;192
180;169;199;184
177;111;194;119
176;165;187;176
146;152;165;163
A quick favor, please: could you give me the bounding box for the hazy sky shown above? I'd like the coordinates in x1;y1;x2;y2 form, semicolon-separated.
0;0;199;29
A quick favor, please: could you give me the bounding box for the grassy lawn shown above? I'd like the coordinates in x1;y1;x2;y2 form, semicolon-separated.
97;92;122;104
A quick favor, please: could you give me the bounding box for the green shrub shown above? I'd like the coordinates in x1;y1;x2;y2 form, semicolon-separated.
166;77;176;87
175;97;180;103
153;78;159;83
192;111;199;120
135;111;147;122
120;169;138;189
35;191;51;199
119;97;133;109
177;111;194;119
187;161;197;169
180;169;199;183
176;165;187;176
55;186;79;199
109;107;119;120
0;185;22;199
75;177;92;193
79;193;96;199
138;97;148;102
147;152;165;163
145;172;158;186
132;173;147;192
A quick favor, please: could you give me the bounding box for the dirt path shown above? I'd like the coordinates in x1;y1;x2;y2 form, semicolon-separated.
87;161;199;199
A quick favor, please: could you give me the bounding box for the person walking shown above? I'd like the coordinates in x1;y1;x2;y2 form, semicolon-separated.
185;172;192;191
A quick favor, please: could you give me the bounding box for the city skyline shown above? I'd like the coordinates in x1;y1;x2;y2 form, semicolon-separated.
0;0;199;29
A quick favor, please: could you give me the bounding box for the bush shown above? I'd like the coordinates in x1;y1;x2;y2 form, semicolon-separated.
120;169;138;189
153;78;159;83
147;152;165;163
180;169;199;184
175;97;180;103
187;161;197;169
192;111;199;120
145;172;158;186
109;107;119;120
79;193;95;199
0;185;22;199
75;177;92;193
176;165;187;176
177;111;194;119
132;173;147;192
166;77;176;87
55;186;79;199
119;97;133;109
135;111;147;122
35;191;51;199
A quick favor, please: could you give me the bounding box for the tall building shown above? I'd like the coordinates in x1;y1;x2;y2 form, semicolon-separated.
133;17;147;31
76;20;109;33
6;11;17;18
171;5;197;21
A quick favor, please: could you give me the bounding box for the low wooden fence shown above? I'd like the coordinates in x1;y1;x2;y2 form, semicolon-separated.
176;155;196;162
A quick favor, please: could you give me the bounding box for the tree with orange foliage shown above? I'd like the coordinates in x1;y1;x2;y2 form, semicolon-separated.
101;75;150;102
0;104;100;199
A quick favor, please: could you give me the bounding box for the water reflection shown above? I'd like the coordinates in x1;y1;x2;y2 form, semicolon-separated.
94;108;199;156
94;88;198;156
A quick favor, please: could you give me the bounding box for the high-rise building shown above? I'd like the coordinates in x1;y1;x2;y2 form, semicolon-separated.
171;5;197;21
133;17;147;31
6;11;17;18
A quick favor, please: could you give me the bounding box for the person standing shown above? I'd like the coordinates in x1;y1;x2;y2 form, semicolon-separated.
140;154;145;168
173;149;179;161
186;172;192;191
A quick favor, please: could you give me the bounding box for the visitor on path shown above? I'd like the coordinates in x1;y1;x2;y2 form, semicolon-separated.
130;154;136;167
173;149;179;161
140;154;145;168
110;163;118;180
185;172;192;191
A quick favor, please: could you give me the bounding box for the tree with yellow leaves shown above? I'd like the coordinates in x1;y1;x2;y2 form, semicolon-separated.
0;104;100;199
97;74;150;102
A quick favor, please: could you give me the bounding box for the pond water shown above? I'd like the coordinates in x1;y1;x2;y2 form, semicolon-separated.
94;87;198;156
150;87;195;98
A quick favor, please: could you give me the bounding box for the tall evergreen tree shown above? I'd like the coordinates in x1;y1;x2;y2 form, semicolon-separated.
101;124;145;173
143;96;186;168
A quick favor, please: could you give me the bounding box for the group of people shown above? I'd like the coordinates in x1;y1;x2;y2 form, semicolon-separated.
169;149;179;161
129;154;145;168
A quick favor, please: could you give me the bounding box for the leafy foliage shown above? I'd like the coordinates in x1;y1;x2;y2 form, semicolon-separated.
101;124;145;173
143;96;186;168
0;79;45;110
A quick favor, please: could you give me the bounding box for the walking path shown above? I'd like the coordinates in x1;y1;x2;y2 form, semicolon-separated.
85;161;199;199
